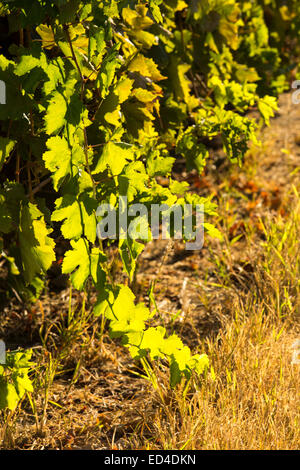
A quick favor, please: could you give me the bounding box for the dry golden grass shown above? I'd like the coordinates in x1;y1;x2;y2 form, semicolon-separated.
143;311;299;450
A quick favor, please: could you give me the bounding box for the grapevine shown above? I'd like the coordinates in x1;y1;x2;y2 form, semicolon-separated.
0;0;299;409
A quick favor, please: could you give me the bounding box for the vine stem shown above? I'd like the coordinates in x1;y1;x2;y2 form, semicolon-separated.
16;152;20;183
64;25;96;200
26;110;36;202
63;25;105;256
26;157;33;202
26;176;51;198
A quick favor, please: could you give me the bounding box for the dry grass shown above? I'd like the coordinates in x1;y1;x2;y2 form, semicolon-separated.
141;308;300;450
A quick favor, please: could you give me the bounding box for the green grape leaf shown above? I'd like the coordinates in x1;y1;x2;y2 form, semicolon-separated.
43;59;66;95
189;353;209;375
0;350;34;411
149;0;163;23
62;241;106;291
257;95;278;126
96;44;121;98
107;285;151;336
44;91;67;134
0;138;16;171
128;54;166;81
15;54;42;76
177;130;209;174
118;161;148;201
36;24;56;49
147;151;175;177
52;193;97;243
90;247;107;288
119;238;145;281
62;238;90;290
169;57;198;110
0;382;20;411
43;136;71;190
169;180;189;196
93;142;134;176
161;334;184;355
139;326;166;360
19;203;55;283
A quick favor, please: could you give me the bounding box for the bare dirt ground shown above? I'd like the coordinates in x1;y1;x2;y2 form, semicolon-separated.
1;92;300;450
